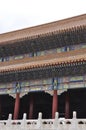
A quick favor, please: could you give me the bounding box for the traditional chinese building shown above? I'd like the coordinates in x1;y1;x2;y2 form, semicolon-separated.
0;14;86;120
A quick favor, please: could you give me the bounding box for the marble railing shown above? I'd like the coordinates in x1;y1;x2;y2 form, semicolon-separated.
0;112;86;130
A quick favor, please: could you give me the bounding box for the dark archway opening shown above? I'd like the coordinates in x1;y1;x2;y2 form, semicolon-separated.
33;92;52;119
69;88;86;118
0;95;14;120
58;88;86;118
20;91;52;119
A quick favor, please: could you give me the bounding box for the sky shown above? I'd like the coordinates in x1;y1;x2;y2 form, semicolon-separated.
0;0;86;34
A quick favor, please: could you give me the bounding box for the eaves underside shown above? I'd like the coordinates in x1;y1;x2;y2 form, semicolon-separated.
0;48;86;73
0;25;85;58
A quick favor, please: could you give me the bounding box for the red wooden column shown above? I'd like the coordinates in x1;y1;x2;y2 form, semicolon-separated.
28;94;34;119
65;92;70;119
52;90;58;118
13;93;20;120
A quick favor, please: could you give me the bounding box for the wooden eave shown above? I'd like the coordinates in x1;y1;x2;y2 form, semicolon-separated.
0;48;86;73
0;14;86;45
0;25;85;58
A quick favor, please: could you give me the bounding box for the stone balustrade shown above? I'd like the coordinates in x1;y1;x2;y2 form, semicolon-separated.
0;112;86;130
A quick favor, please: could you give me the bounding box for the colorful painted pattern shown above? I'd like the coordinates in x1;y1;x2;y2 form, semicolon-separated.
0;43;86;62
0;75;85;95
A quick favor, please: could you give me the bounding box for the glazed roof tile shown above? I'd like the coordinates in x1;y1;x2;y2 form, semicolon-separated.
0;14;86;45
0;48;86;73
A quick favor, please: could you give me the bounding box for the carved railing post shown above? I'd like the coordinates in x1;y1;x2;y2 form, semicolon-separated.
37;112;42;129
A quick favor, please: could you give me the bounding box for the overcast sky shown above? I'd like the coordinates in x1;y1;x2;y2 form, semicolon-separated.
0;0;86;34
